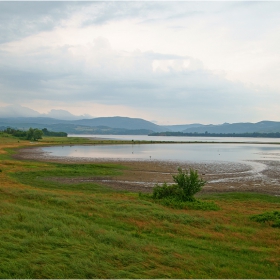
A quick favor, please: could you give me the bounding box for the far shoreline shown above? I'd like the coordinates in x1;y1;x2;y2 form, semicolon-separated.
67;134;280;145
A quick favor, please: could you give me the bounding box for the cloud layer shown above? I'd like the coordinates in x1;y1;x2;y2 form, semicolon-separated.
0;1;279;124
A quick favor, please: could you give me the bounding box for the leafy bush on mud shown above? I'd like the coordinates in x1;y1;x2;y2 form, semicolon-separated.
153;168;206;202
140;168;217;210
152;183;183;200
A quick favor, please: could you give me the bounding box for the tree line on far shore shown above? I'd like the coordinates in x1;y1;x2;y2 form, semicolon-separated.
149;131;280;138
1;127;67;141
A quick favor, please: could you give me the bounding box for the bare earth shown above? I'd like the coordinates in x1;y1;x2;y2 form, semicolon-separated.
15;147;280;196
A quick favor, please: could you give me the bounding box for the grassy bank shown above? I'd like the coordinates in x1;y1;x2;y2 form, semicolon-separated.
0;135;279;278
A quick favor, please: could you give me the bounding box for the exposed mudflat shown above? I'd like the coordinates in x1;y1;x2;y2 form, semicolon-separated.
15;147;280;196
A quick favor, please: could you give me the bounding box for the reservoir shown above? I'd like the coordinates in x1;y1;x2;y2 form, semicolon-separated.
41;142;280;163
68;134;280;143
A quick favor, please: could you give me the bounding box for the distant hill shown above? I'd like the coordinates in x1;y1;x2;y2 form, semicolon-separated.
0;117;69;125
0;117;158;135
0;105;92;120
72;117;167;132
183;121;280;134
163;123;203;132
1;116;280;135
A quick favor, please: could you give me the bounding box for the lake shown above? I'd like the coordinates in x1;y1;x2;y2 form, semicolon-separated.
68;134;280;143
42;142;280;163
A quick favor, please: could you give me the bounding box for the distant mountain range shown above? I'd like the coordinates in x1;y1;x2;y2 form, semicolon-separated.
0;105;92;120
182;121;280;134
1;116;280;135
0;116;202;134
0;105;280;135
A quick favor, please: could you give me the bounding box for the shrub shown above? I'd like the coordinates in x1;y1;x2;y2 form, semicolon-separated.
152;167;206;202
152;183;183;200
250;211;280;228
172;167;206;201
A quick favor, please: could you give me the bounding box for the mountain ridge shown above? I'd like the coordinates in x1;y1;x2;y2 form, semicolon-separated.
1;114;280;135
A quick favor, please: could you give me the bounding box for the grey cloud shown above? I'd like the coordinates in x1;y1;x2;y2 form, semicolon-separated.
80;2;173;27
1;1;279;123
0;2;91;43
0;44;263;116
2;1;278;45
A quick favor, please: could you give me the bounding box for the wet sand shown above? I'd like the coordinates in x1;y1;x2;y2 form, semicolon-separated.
15;147;280;196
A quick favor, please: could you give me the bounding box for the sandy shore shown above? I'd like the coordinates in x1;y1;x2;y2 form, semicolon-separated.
14;147;280;196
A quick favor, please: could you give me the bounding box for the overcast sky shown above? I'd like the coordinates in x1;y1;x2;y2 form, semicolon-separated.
0;1;280;124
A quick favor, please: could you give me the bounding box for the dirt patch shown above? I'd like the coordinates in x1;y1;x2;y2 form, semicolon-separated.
15;147;280;196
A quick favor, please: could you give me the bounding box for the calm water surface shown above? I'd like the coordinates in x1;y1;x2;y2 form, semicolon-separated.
68;134;280;143
42;143;280;163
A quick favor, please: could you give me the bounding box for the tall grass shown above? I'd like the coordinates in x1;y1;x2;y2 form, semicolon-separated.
0;135;279;278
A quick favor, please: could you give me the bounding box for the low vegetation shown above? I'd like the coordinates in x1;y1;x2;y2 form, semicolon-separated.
142;167;216;210
153;168;206;201
1;127;67;141
250;210;280;228
0;134;279;278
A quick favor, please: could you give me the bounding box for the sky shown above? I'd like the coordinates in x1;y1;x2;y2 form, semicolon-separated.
0;1;280;125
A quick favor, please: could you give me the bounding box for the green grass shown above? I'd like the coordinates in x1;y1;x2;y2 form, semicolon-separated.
10;162;125;192
1;187;279;278
0;135;280;278
139;193;220;210
201;192;280;204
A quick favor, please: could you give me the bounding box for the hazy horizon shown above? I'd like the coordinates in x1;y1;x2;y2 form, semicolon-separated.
1;1;280;125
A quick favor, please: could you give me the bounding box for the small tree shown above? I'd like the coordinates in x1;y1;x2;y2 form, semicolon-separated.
172;168;206;201
33;128;43;140
26;128;34;140
26;128;43;141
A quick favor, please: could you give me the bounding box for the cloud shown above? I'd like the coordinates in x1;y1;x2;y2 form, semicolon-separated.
0;1;279;124
0;38;264;116
0;2;93;44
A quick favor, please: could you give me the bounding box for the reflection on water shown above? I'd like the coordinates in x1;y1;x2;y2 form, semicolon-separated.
42;143;280;163
68;134;280;143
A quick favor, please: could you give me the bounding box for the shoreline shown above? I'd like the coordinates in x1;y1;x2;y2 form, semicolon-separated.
14;146;280;196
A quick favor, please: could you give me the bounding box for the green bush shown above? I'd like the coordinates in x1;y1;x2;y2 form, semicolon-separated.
152;183;183;200
250;211;280;228
152;168;207;202
173;167;206;200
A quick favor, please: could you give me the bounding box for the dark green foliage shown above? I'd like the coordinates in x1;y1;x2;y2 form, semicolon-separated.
250;211;280;228
2;127;43;141
173;168;206;200
152;168;206;202
2;127;27;138
26;128;43;141
1;127;67;140
148;168;214;209
42;128;67;137
152;183;183;199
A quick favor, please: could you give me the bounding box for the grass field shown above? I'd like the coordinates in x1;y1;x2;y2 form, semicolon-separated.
0;134;279;278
